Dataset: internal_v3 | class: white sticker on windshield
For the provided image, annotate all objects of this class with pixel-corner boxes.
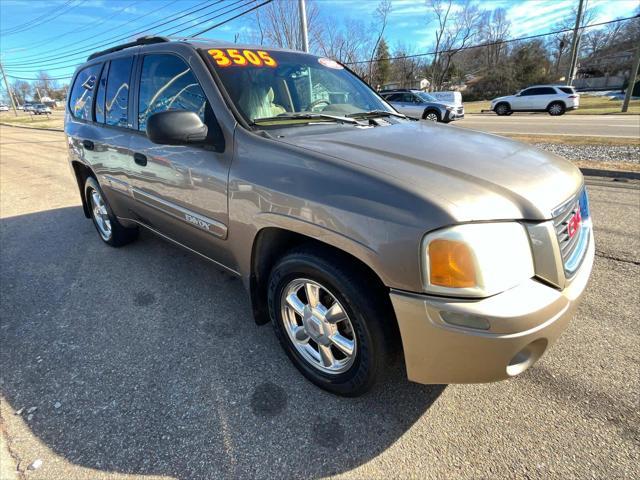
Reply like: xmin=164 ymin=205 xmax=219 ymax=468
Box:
xmin=318 ymin=57 xmax=343 ymax=69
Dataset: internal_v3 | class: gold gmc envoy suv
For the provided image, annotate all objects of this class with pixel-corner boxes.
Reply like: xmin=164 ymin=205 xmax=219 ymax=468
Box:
xmin=65 ymin=37 xmax=594 ymax=396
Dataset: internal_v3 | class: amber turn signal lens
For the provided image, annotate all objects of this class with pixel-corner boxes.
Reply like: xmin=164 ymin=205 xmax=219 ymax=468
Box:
xmin=428 ymin=239 xmax=477 ymax=288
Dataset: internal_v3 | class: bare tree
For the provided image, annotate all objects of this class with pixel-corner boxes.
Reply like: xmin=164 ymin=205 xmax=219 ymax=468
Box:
xmin=479 ymin=8 xmax=510 ymax=68
xmin=426 ymin=0 xmax=483 ymax=90
xmin=315 ymin=19 xmax=369 ymax=76
xmin=11 ymin=79 xmax=31 ymax=104
xmin=426 ymin=0 xmax=453 ymax=90
xmin=367 ymin=0 xmax=392 ymax=83
xmin=252 ymin=0 xmax=323 ymax=52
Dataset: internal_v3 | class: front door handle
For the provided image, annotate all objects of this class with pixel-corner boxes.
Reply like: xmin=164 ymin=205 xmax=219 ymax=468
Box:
xmin=134 ymin=152 xmax=147 ymax=166
xmin=83 ymin=140 xmax=94 ymax=150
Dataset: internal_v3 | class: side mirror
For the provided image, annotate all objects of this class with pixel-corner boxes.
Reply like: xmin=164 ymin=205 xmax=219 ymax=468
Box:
xmin=146 ymin=110 xmax=208 ymax=145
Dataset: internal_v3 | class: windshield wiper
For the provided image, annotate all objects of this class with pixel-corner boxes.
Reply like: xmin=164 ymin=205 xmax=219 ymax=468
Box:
xmin=346 ymin=110 xmax=406 ymax=119
xmin=252 ymin=113 xmax=363 ymax=125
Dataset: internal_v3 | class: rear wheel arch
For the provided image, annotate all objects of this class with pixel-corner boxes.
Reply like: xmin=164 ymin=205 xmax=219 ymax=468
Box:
xmin=71 ymin=161 xmax=96 ymax=218
xmin=547 ymin=100 xmax=566 ymax=115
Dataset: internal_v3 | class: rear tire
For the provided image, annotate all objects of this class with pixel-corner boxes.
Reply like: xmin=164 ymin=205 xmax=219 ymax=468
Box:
xmin=547 ymin=101 xmax=566 ymax=116
xmin=495 ymin=102 xmax=511 ymax=116
xmin=84 ymin=177 xmax=138 ymax=247
xmin=268 ymin=247 xmax=395 ymax=396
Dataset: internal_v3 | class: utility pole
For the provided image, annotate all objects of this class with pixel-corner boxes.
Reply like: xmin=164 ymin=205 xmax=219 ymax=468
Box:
xmin=36 ymin=87 xmax=42 ymax=102
xmin=622 ymin=43 xmax=640 ymax=112
xmin=0 ymin=60 xmax=18 ymax=116
xmin=566 ymin=0 xmax=585 ymax=86
xmin=298 ymin=0 xmax=309 ymax=53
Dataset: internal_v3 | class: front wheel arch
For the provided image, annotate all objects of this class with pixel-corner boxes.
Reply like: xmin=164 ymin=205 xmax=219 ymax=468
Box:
xmin=249 ymin=227 xmax=396 ymax=331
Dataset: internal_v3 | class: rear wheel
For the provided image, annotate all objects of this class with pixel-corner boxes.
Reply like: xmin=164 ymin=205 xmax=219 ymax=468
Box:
xmin=84 ymin=177 xmax=138 ymax=247
xmin=495 ymin=102 xmax=511 ymax=116
xmin=268 ymin=248 xmax=395 ymax=396
xmin=547 ymin=101 xmax=565 ymax=116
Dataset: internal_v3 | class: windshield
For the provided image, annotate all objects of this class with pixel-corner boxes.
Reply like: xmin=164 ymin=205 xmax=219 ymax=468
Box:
xmin=416 ymin=92 xmax=437 ymax=103
xmin=205 ymin=48 xmax=393 ymax=125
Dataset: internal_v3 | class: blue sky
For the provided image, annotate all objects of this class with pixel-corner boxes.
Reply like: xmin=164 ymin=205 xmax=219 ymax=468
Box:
xmin=0 ymin=0 xmax=637 ymax=85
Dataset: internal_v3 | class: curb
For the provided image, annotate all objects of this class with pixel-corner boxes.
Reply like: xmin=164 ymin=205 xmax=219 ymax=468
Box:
xmin=579 ymin=168 xmax=640 ymax=180
xmin=0 ymin=122 xmax=63 ymax=133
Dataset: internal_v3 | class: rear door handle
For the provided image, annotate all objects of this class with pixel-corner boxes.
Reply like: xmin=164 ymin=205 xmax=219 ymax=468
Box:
xmin=83 ymin=140 xmax=94 ymax=150
xmin=133 ymin=152 xmax=147 ymax=166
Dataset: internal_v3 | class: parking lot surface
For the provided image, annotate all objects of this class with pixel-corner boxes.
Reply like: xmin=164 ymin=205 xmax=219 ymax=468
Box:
xmin=0 ymin=125 xmax=638 ymax=479
xmin=457 ymin=113 xmax=640 ymax=138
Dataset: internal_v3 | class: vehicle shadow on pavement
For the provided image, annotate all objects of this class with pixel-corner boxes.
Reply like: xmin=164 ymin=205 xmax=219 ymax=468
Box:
xmin=0 ymin=206 xmax=444 ymax=480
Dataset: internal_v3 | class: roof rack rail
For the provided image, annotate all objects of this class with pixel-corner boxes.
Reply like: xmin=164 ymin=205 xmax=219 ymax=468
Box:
xmin=87 ymin=36 xmax=169 ymax=61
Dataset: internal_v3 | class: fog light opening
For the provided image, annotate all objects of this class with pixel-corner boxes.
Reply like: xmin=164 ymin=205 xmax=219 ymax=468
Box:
xmin=506 ymin=339 xmax=548 ymax=377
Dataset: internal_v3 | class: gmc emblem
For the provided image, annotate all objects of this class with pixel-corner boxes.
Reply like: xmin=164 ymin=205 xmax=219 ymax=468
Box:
xmin=567 ymin=209 xmax=582 ymax=239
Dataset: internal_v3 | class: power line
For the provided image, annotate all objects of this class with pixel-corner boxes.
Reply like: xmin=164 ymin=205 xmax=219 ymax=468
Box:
xmin=0 ymin=0 xmax=74 ymax=35
xmin=1 ymin=0 xmax=88 ymax=37
xmin=4 ymin=0 xmax=257 ymax=73
xmin=191 ymin=0 xmax=274 ymax=37
xmin=344 ymin=14 xmax=640 ymax=65
xmin=165 ymin=0 xmax=256 ymax=36
xmin=2 ymin=0 xmax=275 ymax=81
xmin=6 ymin=74 xmax=73 ymax=81
xmin=3 ymin=0 xmax=216 ymax=66
xmin=11 ymin=0 xmax=149 ymax=52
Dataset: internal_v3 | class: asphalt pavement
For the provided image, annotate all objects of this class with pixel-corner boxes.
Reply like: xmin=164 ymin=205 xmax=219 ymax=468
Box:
xmin=0 ymin=125 xmax=638 ymax=480
xmin=457 ymin=113 xmax=640 ymax=138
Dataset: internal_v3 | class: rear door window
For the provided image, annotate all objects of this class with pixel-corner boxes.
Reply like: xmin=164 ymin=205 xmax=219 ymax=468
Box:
xmin=69 ymin=63 xmax=101 ymax=121
xmin=105 ymin=57 xmax=133 ymax=128
xmin=137 ymin=54 xmax=207 ymax=131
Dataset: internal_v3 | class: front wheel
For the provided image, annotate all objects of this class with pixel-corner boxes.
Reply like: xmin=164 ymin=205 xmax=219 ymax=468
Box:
xmin=268 ymin=248 xmax=395 ymax=396
xmin=495 ymin=103 xmax=511 ymax=116
xmin=423 ymin=109 xmax=440 ymax=122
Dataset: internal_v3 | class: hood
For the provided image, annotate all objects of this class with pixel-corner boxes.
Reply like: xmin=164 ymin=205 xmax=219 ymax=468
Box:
xmin=275 ymin=121 xmax=583 ymax=222
xmin=491 ymin=96 xmax=509 ymax=103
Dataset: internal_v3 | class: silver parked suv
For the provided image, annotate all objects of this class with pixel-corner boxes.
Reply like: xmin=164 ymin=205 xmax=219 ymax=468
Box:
xmin=380 ymin=88 xmax=464 ymax=122
xmin=66 ymin=37 xmax=594 ymax=396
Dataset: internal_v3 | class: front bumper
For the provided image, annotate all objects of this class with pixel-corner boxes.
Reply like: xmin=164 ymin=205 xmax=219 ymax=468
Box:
xmin=390 ymin=230 xmax=594 ymax=384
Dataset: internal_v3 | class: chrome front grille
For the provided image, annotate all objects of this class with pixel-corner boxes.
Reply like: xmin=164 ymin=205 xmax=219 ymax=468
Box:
xmin=553 ymin=187 xmax=591 ymax=275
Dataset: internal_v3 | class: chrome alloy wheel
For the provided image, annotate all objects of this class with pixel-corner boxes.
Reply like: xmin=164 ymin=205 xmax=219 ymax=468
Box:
xmin=549 ymin=103 xmax=563 ymax=115
xmin=281 ymin=279 xmax=357 ymax=374
xmin=89 ymin=188 xmax=112 ymax=241
xmin=426 ymin=112 xmax=439 ymax=122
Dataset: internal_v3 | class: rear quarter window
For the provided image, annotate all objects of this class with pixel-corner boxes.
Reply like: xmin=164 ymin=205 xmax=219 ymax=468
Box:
xmin=559 ymin=87 xmax=575 ymax=94
xmin=69 ymin=63 xmax=102 ymax=121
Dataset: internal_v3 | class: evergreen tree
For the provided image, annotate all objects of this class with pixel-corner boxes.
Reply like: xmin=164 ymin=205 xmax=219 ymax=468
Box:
xmin=373 ymin=37 xmax=391 ymax=88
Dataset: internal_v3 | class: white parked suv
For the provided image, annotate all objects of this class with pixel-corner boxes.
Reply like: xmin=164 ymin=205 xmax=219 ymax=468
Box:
xmin=491 ymin=85 xmax=579 ymax=116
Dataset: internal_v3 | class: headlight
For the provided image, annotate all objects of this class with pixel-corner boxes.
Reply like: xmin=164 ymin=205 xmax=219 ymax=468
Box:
xmin=422 ymin=222 xmax=534 ymax=297
xmin=445 ymin=106 xmax=454 ymax=111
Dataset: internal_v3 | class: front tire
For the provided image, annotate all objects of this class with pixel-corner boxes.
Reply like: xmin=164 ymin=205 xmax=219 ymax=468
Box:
xmin=268 ymin=248 xmax=394 ymax=396
xmin=495 ymin=102 xmax=511 ymax=116
xmin=423 ymin=109 xmax=441 ymax=122
xmin=84 ymin=177 xmax=138 ymax=247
